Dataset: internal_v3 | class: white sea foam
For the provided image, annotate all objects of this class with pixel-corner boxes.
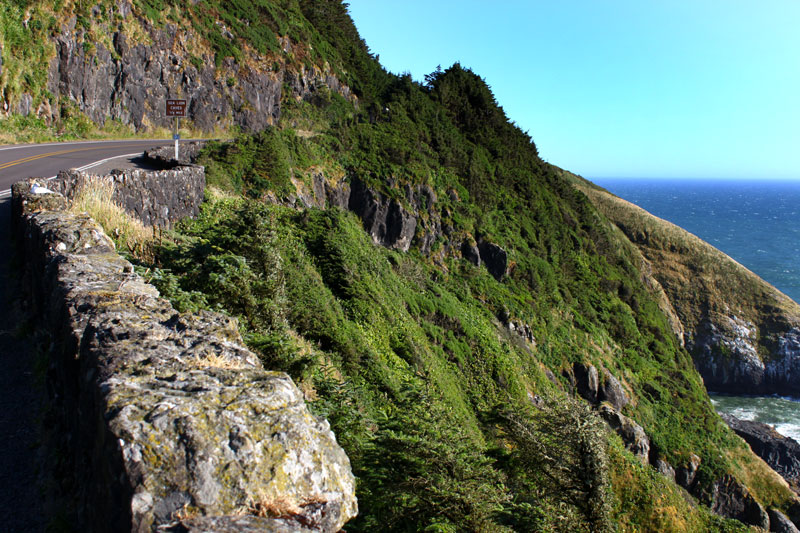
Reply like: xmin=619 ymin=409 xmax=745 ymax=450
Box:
xmin=774 ymin=424 xmax=800 ymax=442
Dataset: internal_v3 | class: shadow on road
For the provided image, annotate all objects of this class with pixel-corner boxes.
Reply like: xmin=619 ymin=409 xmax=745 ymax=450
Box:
xmin=0 ymin=196 xmax=46 ymax=532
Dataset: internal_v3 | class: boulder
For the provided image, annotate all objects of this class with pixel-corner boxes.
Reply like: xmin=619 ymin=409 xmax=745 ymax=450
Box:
xmin=710 ymin=474 xmax=769 ymax=529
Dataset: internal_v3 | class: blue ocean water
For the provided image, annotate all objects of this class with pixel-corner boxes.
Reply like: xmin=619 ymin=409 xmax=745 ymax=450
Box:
xmin=594 ymin=178 xmax=800 ymax=439
xmin=594 ymin=179 xmax=800 ymax=304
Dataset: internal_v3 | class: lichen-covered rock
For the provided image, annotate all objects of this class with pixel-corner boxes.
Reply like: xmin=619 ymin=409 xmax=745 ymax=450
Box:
xmin=169 ymin=514 xmax=316 ymax=533
xmin=14 ymin=181 xmax=358 ymax=532
xmin=12 ymin=181 xmax=68 ymax=220
xmin=101 ymin=367 xmax=356 ymax=531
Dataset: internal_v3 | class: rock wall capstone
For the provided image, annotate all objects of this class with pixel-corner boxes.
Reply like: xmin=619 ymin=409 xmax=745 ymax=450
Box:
xmin=12 ymin=182 xmax=357 ymax=532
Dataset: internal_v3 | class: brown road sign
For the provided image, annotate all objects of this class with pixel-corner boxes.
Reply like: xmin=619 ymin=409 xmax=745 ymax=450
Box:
xmin=166 ymin=99 xmax=187 ymax=117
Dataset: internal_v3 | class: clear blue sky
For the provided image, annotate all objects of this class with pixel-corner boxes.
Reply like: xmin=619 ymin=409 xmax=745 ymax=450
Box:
xmin=345 ymin=1 xmax=800 ymax=180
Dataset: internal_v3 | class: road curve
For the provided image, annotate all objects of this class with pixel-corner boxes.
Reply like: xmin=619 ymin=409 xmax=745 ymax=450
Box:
xmin=0 ymin=139 xmax=172 ymax=194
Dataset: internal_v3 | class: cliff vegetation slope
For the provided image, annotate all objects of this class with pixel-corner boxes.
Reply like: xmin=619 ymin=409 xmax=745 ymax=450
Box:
xmin=566 ymin=170 xmax=800 ymax=397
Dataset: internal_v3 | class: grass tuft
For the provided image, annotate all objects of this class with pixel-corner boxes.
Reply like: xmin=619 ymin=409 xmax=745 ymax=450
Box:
xmin=69 ymin=175 xmax=156 ymax=262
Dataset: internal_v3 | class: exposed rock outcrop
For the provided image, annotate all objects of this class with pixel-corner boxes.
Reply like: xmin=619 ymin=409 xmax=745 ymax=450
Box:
xmin=598 ymin=369 xmax=629 ymax=412
xmin=477 ymin=240 xmax=507 ymax=280
xmin=598 ymin=405 xmax=650 ymax=463
xmin=766 ymin=328 xmax=800 ymax=393
xmin=573 ymin=363 xmax=600 ymax=404
xmin=722 ymin=414 xmax=800 ymax=491
xmin=710 ymin=475 xmax=769 ymax=529
xmin=690 ymin=315 xmax=766 ymax=393
xmin=348 ymin=177 xmax=417 ymax=252
xmin=572 ymin=171 xmax=800 ymax=396
xmin=675 ymin=453 xmax=702 ymax=491
xmin=13 ymin=181 xmax=357 ymax=532
xmin=769 ymin=509 xmax=800 ymax=533
xmin=461 ymin=240 xmax=481 ymax=266
xmin=654 ymin=458 xmax=676 ymax=482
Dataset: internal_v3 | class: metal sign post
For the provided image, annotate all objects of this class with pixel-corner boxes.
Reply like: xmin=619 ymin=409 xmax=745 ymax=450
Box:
xmin=165 ymin=99 xmax=187 ymax=160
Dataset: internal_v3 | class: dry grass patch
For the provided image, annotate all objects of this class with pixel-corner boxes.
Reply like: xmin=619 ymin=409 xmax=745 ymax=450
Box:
xmin=190 ymin=350 xmax=250 ymax=370
xmin=69 ymin=175 xmax=157 ymax=262
xmin=249 ymin=495 xmax=302 ymax=518
xmin=247 ymin=492 xmax=328 ymax=520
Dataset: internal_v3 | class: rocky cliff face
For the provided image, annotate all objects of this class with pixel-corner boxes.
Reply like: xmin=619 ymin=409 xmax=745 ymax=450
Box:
xmin=282 ymin=170 xmax=511 ymax=277
xmin=40 ymin=5 xmax=353 ymax=132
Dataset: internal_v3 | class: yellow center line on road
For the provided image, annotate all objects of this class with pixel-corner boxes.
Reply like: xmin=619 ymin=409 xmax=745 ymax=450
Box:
xmin=0 ymin=146 xmax=106 ymax=170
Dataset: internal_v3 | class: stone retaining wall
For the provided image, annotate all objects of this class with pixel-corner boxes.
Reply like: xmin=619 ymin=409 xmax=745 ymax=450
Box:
xmin=12 ymin=183 xmax=357 ymax=532
xmin=43 ymin=162 xmax=205 ymax=228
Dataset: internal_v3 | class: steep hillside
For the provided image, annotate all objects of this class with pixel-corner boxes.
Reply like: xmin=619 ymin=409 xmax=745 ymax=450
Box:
xmin=566 ymin=169 xmax=800 ymax=396
xmin=6 ymin=1 xmax=800 ymax=531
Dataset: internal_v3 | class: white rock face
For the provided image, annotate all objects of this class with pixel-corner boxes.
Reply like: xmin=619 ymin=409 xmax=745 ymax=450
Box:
xmin=766 ymin=328 xmax=800 ymax=386
xmin=691 ymin=315 xmax=765 ymax=391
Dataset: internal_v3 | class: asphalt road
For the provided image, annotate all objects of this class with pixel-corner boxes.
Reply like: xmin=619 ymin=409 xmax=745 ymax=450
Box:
xmin=0 ymin=139 xmax=172 ymax=196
